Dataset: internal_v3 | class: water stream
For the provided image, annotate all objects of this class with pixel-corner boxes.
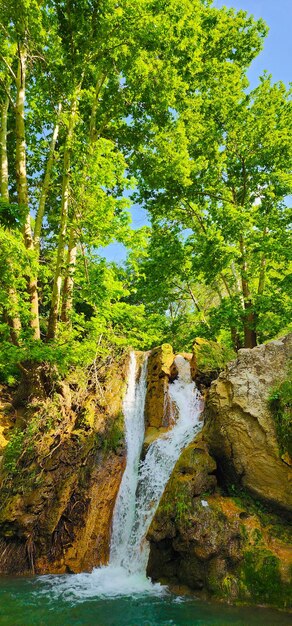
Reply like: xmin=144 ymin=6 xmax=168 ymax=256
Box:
xmin=0 ymin=352 xmax=289 ymax=624
xmin=121 ymin=353 xmax=202 ymax=574
xmin=38 ymin=351 xmax=203 ymax=599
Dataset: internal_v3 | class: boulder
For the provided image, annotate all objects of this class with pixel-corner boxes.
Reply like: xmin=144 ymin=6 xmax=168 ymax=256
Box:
xmin=148 ymin=487 xmax=292 ymax=608
xmin=144 ymin=344 xmax=175 ymax=429
xmin=204 ymin=334 xmax=292 ymax=512
xmin=148 ymin=435 xmax=217 ymax=545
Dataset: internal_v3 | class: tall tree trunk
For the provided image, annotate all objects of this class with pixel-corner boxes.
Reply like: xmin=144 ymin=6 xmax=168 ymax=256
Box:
xmin=239 ymin=236 xmax=257 ymax=348
xmin=46 ymin=97 xmax=78 ymax=340
xmin=60 ymin=74 xmax=105 ymax=322
xmin=34 ymin=103 xmax=61 ymax=253
xmin=0 ymin=95 xmax=9 ymax=198
xmin=60 ymin=227 xmax=77 ymax=322
xmin=257 ymin=228 xmax=268 ymax=296
xmin=243 ymin=301 xmax=257 ymax=349
xmin=15 ymin=44 xmax=40 ymax=339
xmin=231 ymin=261 xmax=245 ymax=307
xmin=213 ymin=279 xmax=241 ymax=350
xmin=1 ymin=95 xmax=22 ymax=345
xmin=257 ymin=255 xmax=266 ymax=295
xmin=89 ymin=72 xmax=107 ymax=142
xmin=185 ymin=200 xmax=242 ymax=345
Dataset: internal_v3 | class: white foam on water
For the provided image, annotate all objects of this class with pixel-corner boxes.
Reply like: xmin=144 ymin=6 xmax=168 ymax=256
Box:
xmin=39 ymin=565 xmax=166 ymax=600
xmin=39 ymin=352 xmax=203 ymax=600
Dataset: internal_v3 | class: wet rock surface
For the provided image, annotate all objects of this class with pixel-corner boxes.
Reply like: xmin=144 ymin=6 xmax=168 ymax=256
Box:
xmin=147 ymin=436 xmax=292 ymax=608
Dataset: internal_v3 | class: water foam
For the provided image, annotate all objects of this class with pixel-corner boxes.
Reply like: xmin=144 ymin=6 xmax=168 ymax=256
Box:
xmin=123 ymin=354 xmax=202 ymax=573
xmin=110 ymin=353 xmax=147 ymax=566
xmin=39 ymin=352 xmax=203 ymax=600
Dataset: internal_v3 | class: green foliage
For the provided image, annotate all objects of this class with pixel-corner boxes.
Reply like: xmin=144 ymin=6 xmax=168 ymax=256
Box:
xmin=2 ymin=429 xmax=25 ymax=475
xmin=102 ymin=413 xmax=124 ymax=454
xmin=0 ymin=0 xmax=289 ymax=368
xmin=174 ymin=491 xmax=192 ymax=524
xmin=129 ymin=72 xmax=292 ymax=349
xmin=194 ymin=338 xmax=236 ymax=373
xmin=160 ymin=479 xmax=192 ymax=525
xmin=0 ymin=200 xmax=26 ymax=229
xmin=269 ymin=374 xmax=292 ymax=456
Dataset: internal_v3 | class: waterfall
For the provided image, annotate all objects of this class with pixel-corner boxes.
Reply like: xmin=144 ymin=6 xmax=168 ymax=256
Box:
xmin=110 ymin=351 xmax=202 ymax=575
xmin=43 ymin=351 xmax=203 ymax=599
xmin=120 ymin=354 xmax=202 ymax=574
xmin=110 ymin=353 xmax=148 ymax=565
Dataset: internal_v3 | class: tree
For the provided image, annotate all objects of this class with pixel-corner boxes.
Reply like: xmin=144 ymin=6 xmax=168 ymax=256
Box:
xmin=131 ymin=74 xmax=292 ymax=348
xmin=0 ymin=0 xmax=275 ymax=368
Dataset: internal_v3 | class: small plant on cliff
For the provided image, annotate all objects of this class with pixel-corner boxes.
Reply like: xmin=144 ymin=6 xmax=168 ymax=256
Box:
xmin=175 ymin=492 xmax=192 ymax=523
xmin=102 ymin=413 xmax=124 ymax=454
xmin=3 ymin=429 xmax=25 ymax=475
xmin=269 ymin=374 xmax=292 ymax=456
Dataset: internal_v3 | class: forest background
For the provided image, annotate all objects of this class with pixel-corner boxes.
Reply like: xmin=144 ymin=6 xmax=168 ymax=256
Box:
xmin=0 ymin=0 xmax=291 ymax=383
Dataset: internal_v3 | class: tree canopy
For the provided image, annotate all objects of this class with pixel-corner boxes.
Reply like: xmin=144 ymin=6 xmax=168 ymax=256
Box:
xmin=0 ymin=0 xmax=290 ymax=380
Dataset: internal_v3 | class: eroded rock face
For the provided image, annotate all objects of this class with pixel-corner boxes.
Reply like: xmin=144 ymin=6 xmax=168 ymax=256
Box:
xmin=144 ymin=344 xmax=174 ymax=430
xmin=147 ymin=336 xmax=292 ymax=607
xmin=35 ymin=453 xmax=125 ymax=574
xmin=0 ymin=355 xmax=128 ymax=575
xmin=204 ymin=334 xmax=292 ymax=512
xmin=147 ymin=432 xmax=292 ymax=608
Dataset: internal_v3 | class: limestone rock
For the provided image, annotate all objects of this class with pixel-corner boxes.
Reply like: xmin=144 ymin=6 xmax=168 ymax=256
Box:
xmin=204 ymin=334 xmax=292 ymax=512
xmin=147 ymin=490 xmax=292 ymax=608
xmin=148 ymin=435 xmax=217 ymax=545
xmin=143 ymin=426 xmax=171 ymax=455
xmin=36 ymin=453 xmax=125 ymax=574
xmin=144 ymin=344 xmax=175 ymax=429
xmin=0 ymin=354 xmax=129 ymax=575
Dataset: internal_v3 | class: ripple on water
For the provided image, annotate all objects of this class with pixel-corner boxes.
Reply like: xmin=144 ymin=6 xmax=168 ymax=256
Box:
xmin=0 ymin=576 xmax=291 ymax=626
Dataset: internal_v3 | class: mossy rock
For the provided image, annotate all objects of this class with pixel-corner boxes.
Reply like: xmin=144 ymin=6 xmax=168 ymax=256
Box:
xmin=268 ymin=375 xmax=292 ymax=457
xmin=239 ymin=548 xmax=292 ymax=608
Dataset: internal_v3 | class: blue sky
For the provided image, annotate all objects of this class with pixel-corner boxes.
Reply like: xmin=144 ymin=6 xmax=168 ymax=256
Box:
xmin=214 ymin=0 xmax=292 ymax=87
xmin=101 ymin=0 xmax=291 ymax=263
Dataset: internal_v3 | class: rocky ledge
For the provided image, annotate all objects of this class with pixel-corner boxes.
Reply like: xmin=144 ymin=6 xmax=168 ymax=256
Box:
xmin=147 ymin=334 xmax=292 ymax=608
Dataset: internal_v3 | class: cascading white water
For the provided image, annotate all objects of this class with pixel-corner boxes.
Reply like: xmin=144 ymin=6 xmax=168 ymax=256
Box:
xmin=121 ymin=354 xmax=203 ymax=574
xmin=110 ymin=352 xmax=147 ymax=566
xmin=42 ymin=351 xmax=203 ymax=599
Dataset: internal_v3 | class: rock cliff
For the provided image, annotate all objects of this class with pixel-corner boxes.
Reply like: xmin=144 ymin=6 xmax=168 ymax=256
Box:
xmin=204 ymin=334 xmax=292 ymax=512
xmin=0 ymin=355 xmax=128 ymax=574
xmin=147 ymin=334 xmax=292 ymax=608
xmin=0 ymin=335 xmax=291 ymax=610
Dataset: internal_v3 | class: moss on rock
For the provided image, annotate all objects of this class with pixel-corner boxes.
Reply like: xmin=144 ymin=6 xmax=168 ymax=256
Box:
xmin=0 ymin=352 xmax=129 ymax=575
xmin=239 ymin=549 xmax=292 ymax=607
xmin=147 ymin=426 xmax=292 ymax=609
